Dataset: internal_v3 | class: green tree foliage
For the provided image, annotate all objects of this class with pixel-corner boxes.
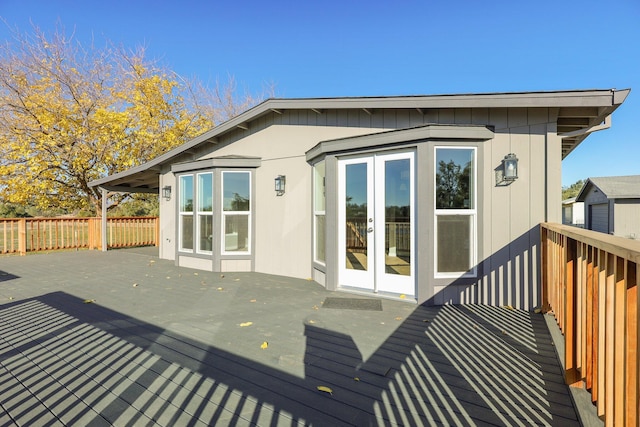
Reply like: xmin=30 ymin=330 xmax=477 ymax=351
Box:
xmin=562 ymin=179 xmax=585 ymax=200
xmin=0 ymin=24 xmax=264 ymax=216
xmin=108 ymin=194 xmax=159 ymax=217
xmin=436 ymin=160 xmax=471 ymax=208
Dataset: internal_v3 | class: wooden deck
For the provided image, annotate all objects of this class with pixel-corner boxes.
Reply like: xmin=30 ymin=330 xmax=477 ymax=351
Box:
xmin=0 ymin=249 xmax=579 ymax=426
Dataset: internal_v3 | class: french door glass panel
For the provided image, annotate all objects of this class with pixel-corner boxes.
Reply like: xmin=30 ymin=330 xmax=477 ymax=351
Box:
xmin=345 ymin=162 xmax=369 ymax=272
xmin=383 ymin=158 xmax=411 ymax=277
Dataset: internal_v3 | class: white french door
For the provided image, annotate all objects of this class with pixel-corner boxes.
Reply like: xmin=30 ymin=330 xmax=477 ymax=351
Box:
xmin=338 ymin=151 xmax=415 ymax=296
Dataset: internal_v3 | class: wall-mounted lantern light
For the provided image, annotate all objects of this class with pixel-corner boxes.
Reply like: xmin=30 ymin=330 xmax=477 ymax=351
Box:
xmin=275 ymin=175 xmax=286 ymax=196
xmin=502 ymin=153 xmax=518 ymax=181
xmin=162 ymin=185 xmax=172 ymax=201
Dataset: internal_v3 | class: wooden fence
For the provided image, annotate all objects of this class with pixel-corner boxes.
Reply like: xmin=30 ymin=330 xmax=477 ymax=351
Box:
xmin=0 ymin=217 xmax=159 ymax=255
xmin=541 ymin=223 xmax=639 ymax=426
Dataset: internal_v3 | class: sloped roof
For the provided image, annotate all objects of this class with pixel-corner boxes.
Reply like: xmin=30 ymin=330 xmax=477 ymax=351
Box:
xmin=89 ymin=88 xmax=630 ymax=193
xmin=576 ymin=175 xmax=640 ymax=201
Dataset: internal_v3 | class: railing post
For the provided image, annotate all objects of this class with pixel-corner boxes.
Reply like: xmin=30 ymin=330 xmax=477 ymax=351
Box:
xmin=565 ymin=237 xmax=580 ymax=386
xmin=18 ymin=218 xmax=26 ymax=256
xmin=88 ymin=218 xmax=95 ymax=250
xmin=101 ymin=188 xmax=108 ymax=251
xmin=155 ymin=217 xmax=160 ymax=247
xmin=541 ymin=225 xmax=550 ymax=312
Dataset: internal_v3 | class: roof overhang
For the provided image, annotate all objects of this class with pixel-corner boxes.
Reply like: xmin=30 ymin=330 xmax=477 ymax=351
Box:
xmin=89 ymin=88 xmax=630 ymax=193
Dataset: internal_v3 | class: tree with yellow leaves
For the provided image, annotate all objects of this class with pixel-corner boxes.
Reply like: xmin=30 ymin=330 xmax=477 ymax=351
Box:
xmin=0 ymin=25 xmax=262 ymax=215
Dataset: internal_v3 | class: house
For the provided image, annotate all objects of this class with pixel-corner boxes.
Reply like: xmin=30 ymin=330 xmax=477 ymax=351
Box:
xmin=562 ymin=197 xmax=584 ymax=227
xmin=576 ymin=174 xmax=640 ymax=239
xmin=90 ymin=89 xmax=629 ymax=310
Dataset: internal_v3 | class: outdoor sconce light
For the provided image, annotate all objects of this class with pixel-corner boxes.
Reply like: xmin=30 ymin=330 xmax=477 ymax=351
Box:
xmin=162 ymin=185 xmax=172 ymax=201
xmin=502 ymin=153 xmax=518 ymax=181
xmin=275 ymin=175 xmax=286 ymax=196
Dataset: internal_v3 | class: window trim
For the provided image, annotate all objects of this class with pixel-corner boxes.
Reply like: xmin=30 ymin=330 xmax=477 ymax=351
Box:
xmin=178 ymin=174 xmax=194 ymax=253
xmin=221 ymin=170 xmax=252 ymax=255
xmin=434 ymin=146 xmax=477 ymax=278
xmin=313 ymin=161 xmax=326 ymax=265
xmin=196 ymin=172 xmax=213 ymax=255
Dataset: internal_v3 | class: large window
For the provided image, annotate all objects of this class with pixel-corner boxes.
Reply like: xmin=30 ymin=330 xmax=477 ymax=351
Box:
xmin=179 ymin=175 xmax=194 ymax=251
xmin=434 ymin=147 xmax=476 ymax=277
xmin=197 ymin=173 xmax=213 ymax=253
xmin=313 ymin=161 xmax=326 ymax=264
xmin=222 ymin=171 xmax=251 ymax=254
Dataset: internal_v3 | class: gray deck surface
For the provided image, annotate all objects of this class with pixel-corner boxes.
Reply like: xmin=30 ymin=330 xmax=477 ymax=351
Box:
xmin=0 ymin=248 xmax=579 ymax=426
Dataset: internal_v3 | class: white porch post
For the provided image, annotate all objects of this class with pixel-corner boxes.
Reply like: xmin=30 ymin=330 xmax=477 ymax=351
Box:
xmin=101 ymin=187 xmax=108 ymax=252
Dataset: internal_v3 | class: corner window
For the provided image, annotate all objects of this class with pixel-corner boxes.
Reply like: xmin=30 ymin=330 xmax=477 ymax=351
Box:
xmin=313 ymin=161 xmax=326 ymax=264
xmin=435 ymin=147 xmax=477 ymax=277
xmin=197 ymin=173 xmax=213 ymax=254
xmin=179 ymin=175 xmax=194 ymax=251
xmin=222 ymin=171 xmax=251 ymax=254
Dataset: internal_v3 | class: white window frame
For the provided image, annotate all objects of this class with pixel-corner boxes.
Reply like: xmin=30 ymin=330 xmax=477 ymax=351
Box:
xmin=313 ymin=161 xmax=326 ymax=265
xmin=196 ymin=172 xmax=213 ymax=255
xmin=221 ymin=171 xmax=252 ymax=255
xmin=178 ymin=174 xmax=194 ymax=253
xmin=434 ymin=146 xmax=477 ymax=278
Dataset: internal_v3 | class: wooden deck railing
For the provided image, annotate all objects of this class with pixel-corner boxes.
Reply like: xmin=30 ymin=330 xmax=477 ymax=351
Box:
xmin=541 ymin=222 xmax=639 ymax=426
xmin=346 ymin=220 xmax=411 ymax=253
xmin=0 ymin=217 xmax=159 ymax=255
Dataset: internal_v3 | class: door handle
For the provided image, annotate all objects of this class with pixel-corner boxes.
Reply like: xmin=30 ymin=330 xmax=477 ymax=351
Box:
xmin=367 ymin=227 xmax=373 ymax=233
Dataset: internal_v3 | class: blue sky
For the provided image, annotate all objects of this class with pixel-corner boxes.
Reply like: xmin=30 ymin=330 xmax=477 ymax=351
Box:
xmin=1 ymin=0 xmax=638 ymax=187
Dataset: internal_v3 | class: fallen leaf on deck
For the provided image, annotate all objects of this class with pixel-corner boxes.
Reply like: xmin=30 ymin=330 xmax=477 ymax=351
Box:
xmin=312 ymin=305 xmax=319 ymax=310
xmin=353 ymin=377 xmax=360 ymax=382
xmin=217 ymin=287 xmax=224 ymax=291
xmin=317 ymin=386 xmax=333 ymax=395
xmin=533 ymin=307 xmax=542 ymax=314
xmin=308 ymin=320 xmax=316 ymax=324
xmin=395 ymin=316 xmax=402 ymax=321
xmin=220 ymin=274 xmax=225 ymax=278
xmin=132 ymin=283 xmax=138 ymax=287
xmin=423 ymin=319 xmax=429 ymax=323
xmin=239 ymin=322 xmax=253 ymax=327
xmin=399 ymin=294 xmax=406 ymax=299
xmin=501 ymin=330 xmax=507 ymax=335
xmin=503 ymin=305 xmax=514 ymax=310
xmin=194 ymin=272 xmax=198 ymax=276
xmin=8 ymin=297 xmax=14 ymax=300
xmin=260 ymin=341 xmax=268 ymax=350
xmin=234 ymin=279 xmax=240 ymax=281
xmin=83 ymin=299 xmax=95 ymax=304
xmin=250 ymin=299 xmax=257 ymax=303
xmin=166 ymin=276 xmax=171 ymax=279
